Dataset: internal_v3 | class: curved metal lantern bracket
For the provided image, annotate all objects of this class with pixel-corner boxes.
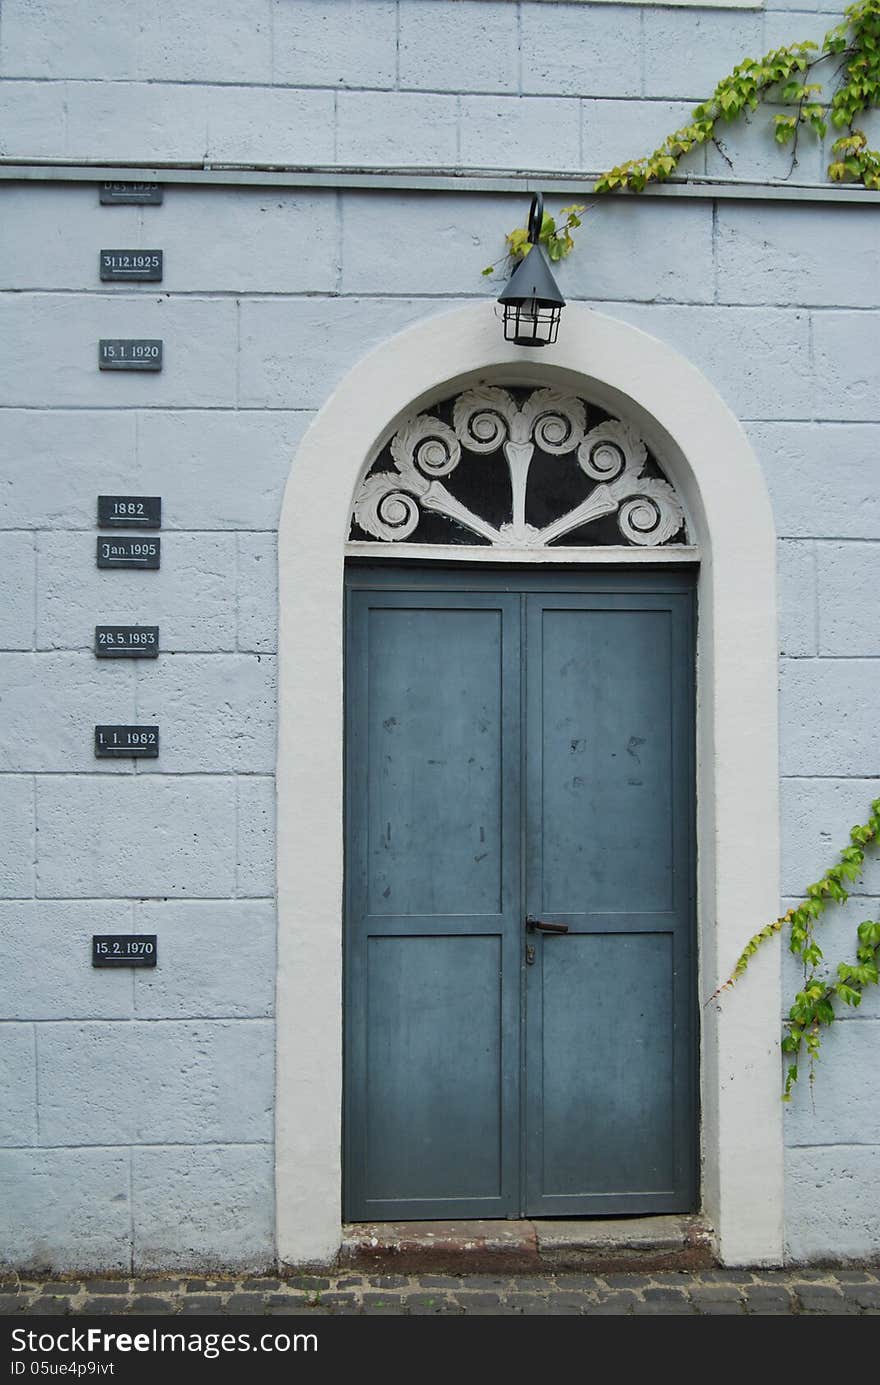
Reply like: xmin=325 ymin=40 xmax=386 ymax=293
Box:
xmin=351 ymin=385 xmax=685 ymax=549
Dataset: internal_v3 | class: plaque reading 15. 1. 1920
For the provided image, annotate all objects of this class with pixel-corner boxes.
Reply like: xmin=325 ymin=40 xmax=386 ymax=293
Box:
xmin=99 ymin=340 xmax=163 ymax=371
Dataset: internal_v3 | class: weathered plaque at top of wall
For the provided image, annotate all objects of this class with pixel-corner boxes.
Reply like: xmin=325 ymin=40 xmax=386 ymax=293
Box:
xmin=99 ymin=340 xmax=163 ymax=372
xmin=100 ymin=250 xmax=163 ymax=283
xmin=98 ymin=496 xmax=161 ymax=528
xmin=97 ymin=536 xmax=160 ymax=569
xmin=100 ymin=182 xmax=163 ymax=205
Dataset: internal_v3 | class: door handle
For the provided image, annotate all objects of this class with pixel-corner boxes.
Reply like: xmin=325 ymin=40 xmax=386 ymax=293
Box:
xmin=525 ymin=915 xmax=569 ymax=934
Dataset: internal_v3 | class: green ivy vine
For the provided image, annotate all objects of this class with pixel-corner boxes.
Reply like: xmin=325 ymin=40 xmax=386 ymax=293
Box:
xmin=709 ymin=800 xmax=880 ymax=1098
xmin=489 ymin=0 xmax=880 ymax=274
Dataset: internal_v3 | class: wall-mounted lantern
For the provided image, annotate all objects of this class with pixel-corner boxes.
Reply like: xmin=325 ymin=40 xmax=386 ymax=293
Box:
xmin=497 ymin=192 xmax=565 ymax=348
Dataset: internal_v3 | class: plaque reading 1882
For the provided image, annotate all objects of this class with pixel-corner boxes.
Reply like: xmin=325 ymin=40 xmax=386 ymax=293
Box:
xmin=92 ymin=935 xmax=157 ymax=968
xmin=97 ymin=536 xmax=160 ymax=569
xmin=95 ymin=725 xmax=159 ymax=758
xmin=98 ymin=495 xmax=161 ymax=528
xmin=99 ymin=340 xmax=163 ymax=371
xmin=95 ymin=626 xmax=159 ymax=658
xmin=100 ymin=250 xmax=163 ymax=282
xmin=100 ymin=182 xmax=163 ymax=205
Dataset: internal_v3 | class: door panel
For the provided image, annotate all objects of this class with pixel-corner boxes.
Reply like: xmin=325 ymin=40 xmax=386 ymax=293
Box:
xmin=344 ymin=568 xmax=696 ymax=1221
xmin=345 ymin=589 xmax=522 ymax=1220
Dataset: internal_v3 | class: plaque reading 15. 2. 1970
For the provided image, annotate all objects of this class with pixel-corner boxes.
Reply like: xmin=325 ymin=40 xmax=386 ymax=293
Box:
xmin=92 ymin=936 xmax=157 ymax=968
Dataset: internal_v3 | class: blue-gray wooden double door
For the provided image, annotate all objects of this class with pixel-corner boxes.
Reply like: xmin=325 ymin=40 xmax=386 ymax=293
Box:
xmin=344 ymin=566 xmax=696 ymax=1220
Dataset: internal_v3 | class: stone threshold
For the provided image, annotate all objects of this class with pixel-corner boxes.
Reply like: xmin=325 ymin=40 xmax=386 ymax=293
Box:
xmin=340 ymin=1215 xmax=715 ymax=1274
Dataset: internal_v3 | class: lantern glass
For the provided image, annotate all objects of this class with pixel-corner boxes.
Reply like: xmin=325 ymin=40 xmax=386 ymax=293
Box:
xmin=502 ymin=297 xmax=562 ymax=348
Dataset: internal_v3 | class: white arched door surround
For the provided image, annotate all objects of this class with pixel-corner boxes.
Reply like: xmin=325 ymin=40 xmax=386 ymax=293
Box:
xmin=276 ymin=303 xmax=782 ymax=1268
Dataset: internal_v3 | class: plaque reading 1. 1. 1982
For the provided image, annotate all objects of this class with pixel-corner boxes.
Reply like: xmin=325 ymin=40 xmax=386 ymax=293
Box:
xmin=100 ymin=250 xmax=163 ymax=283
xmin=100 ymin=182 xmax=163 ymax=205
xmin=99 ymin=340 xmax=163 ymax=371
xmin=97 ymin=536 xmax=160 ymax=569
xmin=94 ymin=725 xmax=159 ymax=758
xmin=92 ymin=936 xmax=157 ymax=968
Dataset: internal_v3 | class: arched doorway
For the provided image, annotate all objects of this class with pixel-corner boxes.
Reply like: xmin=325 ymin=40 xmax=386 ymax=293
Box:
xmin=276 ymin=304 xmax=782 ymax=1266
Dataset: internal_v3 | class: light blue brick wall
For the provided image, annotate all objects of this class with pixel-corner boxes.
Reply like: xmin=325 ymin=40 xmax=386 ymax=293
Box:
xmin=0 ymin=0 xmax=878 ymax=1270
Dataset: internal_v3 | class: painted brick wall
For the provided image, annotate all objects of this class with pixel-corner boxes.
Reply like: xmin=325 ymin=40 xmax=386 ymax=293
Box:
xmin=1 ymin=0 xmax=879 ymax=1270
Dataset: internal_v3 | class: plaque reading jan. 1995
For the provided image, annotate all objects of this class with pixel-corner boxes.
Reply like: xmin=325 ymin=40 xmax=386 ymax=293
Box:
xmin=94 ymin=725 xmax=159 ymax=758
xmin=100 ymin=250 xmax=163 ymax=282
xmin=100 ymin=182 xmax=163 ymax=205
xmin=98 ymin=495 xmax=162 ymax=528
xmin=95 ymin=626 xmax=159 ymax=658
xmin=96 ymin=536 xmax=160 ymax=569
xmin=99 ymin=340 xmax=163 ymax=371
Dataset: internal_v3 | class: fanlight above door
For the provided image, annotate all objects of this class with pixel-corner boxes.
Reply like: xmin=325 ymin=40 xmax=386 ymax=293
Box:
xmin=349 ymin=386 xmax=686 ymax=550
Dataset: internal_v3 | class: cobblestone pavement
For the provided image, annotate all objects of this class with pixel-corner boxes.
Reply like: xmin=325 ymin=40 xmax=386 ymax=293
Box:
xmin=2 ymin=1269 xmax=879 ymax=1315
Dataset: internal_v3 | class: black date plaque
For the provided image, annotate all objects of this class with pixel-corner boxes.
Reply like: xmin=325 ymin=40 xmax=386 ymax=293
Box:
xmin=100 ymin=182 xmax=163 ymax=205
xmin=100 ymin=250 xmax=163 ymax=282
xmin=95 ymin=625 xmax=159 ymax=658
xmin=97 ymin=536 xmax=160 ymax=569
xmin=99 ymin=340 xmax=162 ymax=371
xmin=95 ymin=725 xmax=159 ymax=758
xmin=98 ymin=495 xmax=161 ymax=528
xmin=92 ymin=935 xmax=157 ymax=968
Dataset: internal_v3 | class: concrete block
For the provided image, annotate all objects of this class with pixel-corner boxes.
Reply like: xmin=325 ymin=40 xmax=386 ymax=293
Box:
xmin=603 ymin=303 xmax=813 ymax=420
xmin=341 ymin=190 xmax=519 ymax=295
xmin=0 ymin=533 xmax=35 ymax=649
xmin=0 ymin=0 xmax=137 ymax=78
xmin=779 ymin=659 xmax=880 ymax=776
xmin=137 ymin=0 xmax=272 ymax=83
xmin=559 ymin=198 xmax=714 ymax=304
xmin=780 ymin=778 xmax=880 ymax=898
xmin=66 ymin=82 xmax=210 ymax=163
xmin=763 ymin=10 xmax=844 ymax=55
xmin=205 ymin=86 xmax=335 ymax=165
xmin=137 ymin=411 xmax=308 ymax=531
xmin=0 ymin=295 xmax=238 ymax=410
xmin=35 ymin=776 xmax=237 ymax=898
xmin=581 ymin=98 xmax=707 ymax=175
xmin=716 ymin=205 xmax=880 ymax=308
xmin=784 ymin=1019 xmax=880 ymax=1144
xmin=785 ymin=1145 xmax=880 ymax=1263
xmin=0 ymin=653 xmax=137 ymax=773
xmin=745 ymin=423 xmax=880 ymax=540
xmin=37 ymin=1019 xmax=274 ymax=1144
xmin=272 ymin=0 xmax=397 ymax=88
xmin=0 ymin=776 xmax=35 ymax=897
xmin=132 ymin=1144 xmax=274 ymax=1270
xmin=643 ymin=10 xmax=766 ymax=100
xmin=0 ymin=410 xmax=138 ymax=530
xmin=706 ymin=102 xmax=824 ymax=182
xmin=144 ymin=187 xmax=337 ymax=294
xmin=0 ymin=80 xmax=66 ymax=157
xmin=777 ymin=539 xmax=817 ymax=656
xmin=818 ymin=542 xmax=880 ymax=655
xmin=399 ymin=0 xmax=519 ymax=93
xmin=0 ymin=1023 xmax=36 ymax=1145
xmin=37 ymin=531 xmax=238 ymax=653
xmin=337 ymin=91 xmax=459 ymax=166
xmin=134 ymin=654 xmax=277 ymax=774
xmin=780 ymin=896 xmax=880 ymax=1022
xmin=238 ymin=296 xmax=443 ymax=409
xmin=237 ymin=534 xmax=278 ymax=654
xmin=459 ymin=95 xmax=582 ymax=171
xmin=0 ymin=901 xmax=135 ymax=1020
xmin=813 ymin=311 xmax=880 ymax=422
xmin=133 ymin=900 xmax=275 ymax=1018
xmin=520 ymin=2 xmax=640 ymax=98
xmin=237 ymin=777 xmax=275 ymax=898
xmin=0 ymin=1148 xmax=131 ymax=1273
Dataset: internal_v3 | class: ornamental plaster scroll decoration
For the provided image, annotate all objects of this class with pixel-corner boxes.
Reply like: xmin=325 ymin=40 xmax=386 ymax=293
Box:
xmin=351 ymin=386 xmax=685 ymax=549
